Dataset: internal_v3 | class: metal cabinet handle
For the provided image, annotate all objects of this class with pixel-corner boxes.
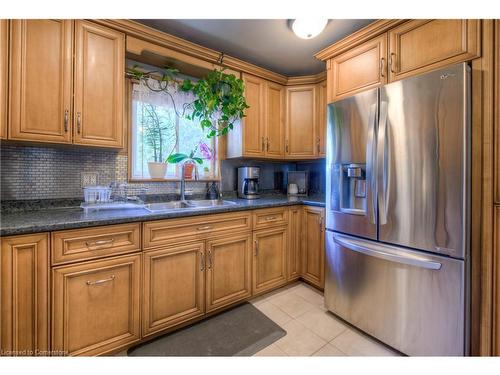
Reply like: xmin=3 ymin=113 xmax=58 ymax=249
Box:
xmin=333 ymin=234 xmax=442 ymax=270
xmin=208 ymin=250 xmax=213 ymax=269
xmin=265 ymin=216 xmax=278 ymax=221
xmin=254 ymin=240 xmax=259 ymax=256
xmin=389 ymin=53 xmax=397 ymax=74
xmin=266 ymin=138 xmax=269 ymax=151
xmin=86 ymin=275 xmax=115 ymax=286
xmin=197 ymin=225 xmax=212 ymax=231
xmin=77 ymin=112 xmax=82 ymax=133
xmin=380 ymin=57 xmax=386 ymax=78
xmin=64 ymin=110 xmax=69 ymax=132
xmin=85 ymin=238 xmax=114 ymax=248
xmin=319 ymin=217 xmax=323 ymax=232
xmin=317 ymin=138 xmax=320 ymax=154
xmin=261 ymin=137 xmax=265 ymax=151
xmin=200 ymin=251 xmax=205 ymax=271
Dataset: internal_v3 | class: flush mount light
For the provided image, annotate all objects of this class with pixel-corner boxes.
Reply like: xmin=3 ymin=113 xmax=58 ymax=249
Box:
xmin=291 ymin=18 xmax=328 ymax=39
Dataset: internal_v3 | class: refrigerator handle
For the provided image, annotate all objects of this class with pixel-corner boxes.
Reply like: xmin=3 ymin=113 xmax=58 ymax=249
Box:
xmin=333 ymin=234 xmax=442 ymax=270
xmin=377 ymin=101 xmax=389 ymax=225
xmin=366 ymin=103 xmax=378 ymax=224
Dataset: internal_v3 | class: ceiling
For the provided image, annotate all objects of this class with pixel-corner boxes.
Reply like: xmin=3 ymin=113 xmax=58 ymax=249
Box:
xmin=136 ymin=19 xmax=375 ymax=76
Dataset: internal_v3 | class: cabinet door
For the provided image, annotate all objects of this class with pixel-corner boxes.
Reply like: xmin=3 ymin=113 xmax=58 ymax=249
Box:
xmin=330 ymin=34 xmax=387 ymax=101
xmin=205 ymin=234 xmax=252 ymax=312
xmin=143 ymin=242 xmax=205 ymax=336
xmin=288 ymin=207 xmax=302 ymax=281
xmin=242 ymin=73 xmax=266 ymax=157
xmin=52 ymin=254 xmax=141 ymax=356
xmin=1 ymin=233 xmax=49 ymax=355
xmin=316 ymin=80 xmax=327 ymax=157
xmin=495 ymin=20 xmax=500 ymax=205
xmin=0 ymin=20 xmax=7 ymax=139
xmin=388 ymin=19 xmax=480 ymax=82
xmin=265 ymin=81 xmax=285 ymax=158
xmin=285 ymin=85 xmax=316 ymax=159
xmin=9 ymin=19 xmax=73 ymax=143
xmin=73 ymin=20 xmax=124 ymax=148
xmin=253 ymin=227 xmax=288 ymax=294
xmin=302 ymin=207 xmax=325 ymax=289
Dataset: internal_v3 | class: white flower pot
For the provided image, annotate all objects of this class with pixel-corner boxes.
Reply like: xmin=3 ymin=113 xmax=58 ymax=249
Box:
xmin=147 ymin=162 xmax=168 ymax=179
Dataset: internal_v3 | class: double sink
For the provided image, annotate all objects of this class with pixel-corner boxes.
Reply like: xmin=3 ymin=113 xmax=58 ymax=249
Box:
xmin=144 ymin=199 xmax=237 ymax=212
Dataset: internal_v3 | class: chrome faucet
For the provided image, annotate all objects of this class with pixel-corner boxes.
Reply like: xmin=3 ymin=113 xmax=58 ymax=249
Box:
xmin=180 ymin=163 xmax=198 ymax=201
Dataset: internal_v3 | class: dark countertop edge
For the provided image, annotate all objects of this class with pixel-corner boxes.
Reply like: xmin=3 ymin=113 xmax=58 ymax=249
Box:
xmin=0 ymin=199 xmax=325 ymax=237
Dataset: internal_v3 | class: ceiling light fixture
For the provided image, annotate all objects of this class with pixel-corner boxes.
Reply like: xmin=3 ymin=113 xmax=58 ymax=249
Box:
xmin=291 ymin=18 xmax=328 ymax=39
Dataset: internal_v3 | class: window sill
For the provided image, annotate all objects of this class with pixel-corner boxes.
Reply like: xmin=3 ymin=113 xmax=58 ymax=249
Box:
xmin=128 ymin=177 xmax=221 ymax=183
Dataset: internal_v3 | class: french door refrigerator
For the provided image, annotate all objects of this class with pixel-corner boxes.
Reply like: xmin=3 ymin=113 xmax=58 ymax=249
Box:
xmin=325 ymin=63 xmax=470 ymax=356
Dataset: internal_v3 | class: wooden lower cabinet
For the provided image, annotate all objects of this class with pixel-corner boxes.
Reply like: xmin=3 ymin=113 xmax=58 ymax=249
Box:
xmin=288 ymin=207 xmax=302 ymax=281
xmin=205 ymin=234 xmax=252 ymax=312
xmin=301 ymin=207 xmax=325 ymax=289
xmin=1 ymin=233 xmax=50 ymax=355
xmin=252 ymin=226 xmax=288 ymax=294
xmin=142 ymin=242 xmax=205 ymax=336
xmin=52 ymin=254 xmax=141 ymax=356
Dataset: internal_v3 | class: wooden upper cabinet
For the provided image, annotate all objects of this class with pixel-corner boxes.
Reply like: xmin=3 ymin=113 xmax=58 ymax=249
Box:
xmin=285 ymin=85 xmax=316 ymax=159
xmin=0 ymin=20 xmax=7 ymax=139
xmin=264 ymin=81 xmax=285 ymax=158
xmin=52 ymin=254 xmax=141 ymax=356
xmin=73 ymin=21 xmax=124 ymax=147
xmin=241 ymin=73 xmax=265 ymax=157
xmin=316 ymin=80 xmax=327 ymax=157
xmin=388 ymin=19 xmax=480 ymax=82
xmin=205 ymin=234 xmax=252 ymax=312
xmin=1 ymin=233 xmax=50 ymax=355
xmin=495 ymin=20 xmax=500 ymax=205
xmin=329 ymin=34 xmax=387 ymax=102
xmin=9 ymin=19 xmax=73 ymax=143
xmin=302 ymin=206 xmax=325 ymax=289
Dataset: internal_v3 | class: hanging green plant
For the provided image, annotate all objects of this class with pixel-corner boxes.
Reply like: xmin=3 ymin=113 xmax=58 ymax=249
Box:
xmin=126 ymin=64 xmax=249 ymax=138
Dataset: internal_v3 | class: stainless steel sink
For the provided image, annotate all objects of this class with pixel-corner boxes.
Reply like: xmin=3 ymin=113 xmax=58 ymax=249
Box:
xmin=185 ymin=199 xmax=237 ymax=208
xmin=144 ymin=200 xmax=236 ymax=212
xmin=144 ymin=201 xmax=192 ymax=212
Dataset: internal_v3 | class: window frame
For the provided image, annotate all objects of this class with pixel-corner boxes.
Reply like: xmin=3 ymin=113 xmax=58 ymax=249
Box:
xmin=126 ymin=79 xmax=222 ymax=182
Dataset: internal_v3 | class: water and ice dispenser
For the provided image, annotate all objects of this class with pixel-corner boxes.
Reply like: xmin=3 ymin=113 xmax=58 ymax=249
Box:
xmin=331 ymin=163 xmax=367 ymax=215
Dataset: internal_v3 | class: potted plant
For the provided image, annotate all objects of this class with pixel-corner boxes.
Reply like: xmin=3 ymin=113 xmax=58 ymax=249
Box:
xmin=167 ymin=142 xmax=213 ymax=180
xmin=142 ymin=104 xmax=177 ymax=179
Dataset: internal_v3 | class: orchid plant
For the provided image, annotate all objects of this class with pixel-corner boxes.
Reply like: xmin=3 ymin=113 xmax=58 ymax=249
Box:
xmin=167 ymin=142 xmax=213 ymax=166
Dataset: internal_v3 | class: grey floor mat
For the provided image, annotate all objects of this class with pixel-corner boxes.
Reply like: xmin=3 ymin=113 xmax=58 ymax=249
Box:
xmin=128 ymin=302 xmax=286 ymax=356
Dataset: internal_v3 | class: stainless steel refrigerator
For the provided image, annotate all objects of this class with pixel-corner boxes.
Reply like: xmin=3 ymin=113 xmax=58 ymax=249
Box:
xmin=325 ymin=63 xmax=470 ymax=356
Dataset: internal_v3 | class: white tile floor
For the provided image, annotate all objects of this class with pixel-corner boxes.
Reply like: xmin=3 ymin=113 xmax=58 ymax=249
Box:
xmin=251 ymin=282 xmax=400 ymax=357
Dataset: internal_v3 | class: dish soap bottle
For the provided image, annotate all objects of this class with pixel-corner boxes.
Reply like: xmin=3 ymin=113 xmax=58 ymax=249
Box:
xmin=206 ymin=182 xmax=220 ymax=200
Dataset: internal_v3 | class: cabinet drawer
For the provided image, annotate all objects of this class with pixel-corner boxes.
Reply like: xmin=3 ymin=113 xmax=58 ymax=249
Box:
xmin=51 ymin=223 xmax=141 ymax=265
xmin=253 ymin=207 xmax=289 ymax=230
xmin=143 ymin=212 xmax=252 ymax=249
xmin=52 ymin=254 xmax=141 ymax=356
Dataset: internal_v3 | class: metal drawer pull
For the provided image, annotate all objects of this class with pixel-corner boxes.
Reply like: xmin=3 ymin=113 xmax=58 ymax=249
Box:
xmin=333 ymin=234 xmax=442 ymax=270
xmin=197 ymin=225 xmax=212 ymax=231
xmin=85 ymin=238 xmax=115 ymax=248
xmin=86 ymin=275 xmax=115 ymax=286
xmin=389 ymin=53 xmax=397 ymax=74
xmin=265 ymin=216 xmax=278 ymax=221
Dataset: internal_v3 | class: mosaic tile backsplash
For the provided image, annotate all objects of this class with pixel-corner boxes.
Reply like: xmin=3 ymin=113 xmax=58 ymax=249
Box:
xmin=0 ymin=144 xmax=325 ymax=201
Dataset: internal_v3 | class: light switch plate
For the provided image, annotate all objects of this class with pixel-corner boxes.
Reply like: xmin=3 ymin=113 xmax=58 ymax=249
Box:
xmin=81 ymin=172 xmax=98 ymax=187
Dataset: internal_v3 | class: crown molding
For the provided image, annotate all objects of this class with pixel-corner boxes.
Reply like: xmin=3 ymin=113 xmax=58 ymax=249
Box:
xmin=314 ymin=19 xmax=408 ymax=61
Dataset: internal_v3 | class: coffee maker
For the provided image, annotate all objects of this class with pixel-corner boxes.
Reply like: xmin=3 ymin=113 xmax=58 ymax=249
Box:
xmin=237 ymin=167 xmax=260 ymax=199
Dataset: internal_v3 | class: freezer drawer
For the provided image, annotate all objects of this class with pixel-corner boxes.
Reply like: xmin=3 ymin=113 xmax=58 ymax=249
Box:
xmin=325 ymin=231 xmax=465 ymax=356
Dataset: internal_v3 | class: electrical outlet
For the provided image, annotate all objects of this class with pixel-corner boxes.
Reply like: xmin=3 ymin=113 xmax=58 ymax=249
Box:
xmin=81 ymin=172 xmax=98 ymax=187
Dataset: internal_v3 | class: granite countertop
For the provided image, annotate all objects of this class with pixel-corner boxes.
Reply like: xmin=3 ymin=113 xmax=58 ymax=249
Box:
xmin=0 ymin=194 xmax=325 ymax=236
